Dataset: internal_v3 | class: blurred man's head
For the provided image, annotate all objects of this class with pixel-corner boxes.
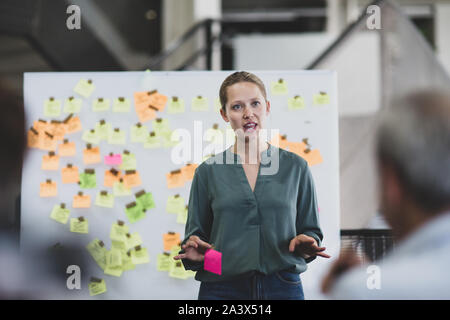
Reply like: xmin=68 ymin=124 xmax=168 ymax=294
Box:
xmin=376 ymin=90 xmax=450 ymax=239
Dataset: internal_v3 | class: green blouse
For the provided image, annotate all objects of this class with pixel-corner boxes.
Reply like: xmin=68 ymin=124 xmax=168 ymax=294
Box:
xmin=180 ymin=144 xmax=323 ymax=282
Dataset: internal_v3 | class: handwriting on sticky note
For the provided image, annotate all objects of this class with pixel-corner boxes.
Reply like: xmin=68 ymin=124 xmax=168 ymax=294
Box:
xmin=83 ymin=145 xmax=101 ymax=164
xmin=288 ymin=95 xmax=305 ymax=110
xmin=166 ymin=170 xmax=185 ymax=189
xmin=313 ymin=92 xmax=330 ymax=105
xmin=89 ymin=278 xmax=107 ymax=296
xmin=40 ymin=180 xmax=57 ymax=197
xmin=92 ymin=98 xmax=110 ymax=112
xmin=50 ymin=204 xmax=70 ymax=224
xmin=191 ymin=96 xmax=209 ymax=111
xmin=73 ymin=192 xmax=91 ymax=208
xmin=104 ymin=169 xmax=122 ymax=187
xmin=271 ymin=79 xmax=288 ymax=95
xmin=74 ymin=79 xmax=95 ymax=98
xmin=42 ymin=152 xmax=60 ymax=171
xmin=70 ymin=217 xmax=89 ymax=233
xmin=86 ymin=239 xmax=107 ymax=270
xmin=162 ymin=232 xmax=180 ymax=251
xmin=204 ymin=249 xmax=222 ymax=275
xmin=113 ymin=97 xmax=131 ymax=112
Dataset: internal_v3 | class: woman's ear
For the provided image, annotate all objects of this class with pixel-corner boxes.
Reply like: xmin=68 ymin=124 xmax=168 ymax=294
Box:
xmin=266 ymin=100 xmax=271 ymax=115
xmin=220 ymin=108 xmax=229 ymax=122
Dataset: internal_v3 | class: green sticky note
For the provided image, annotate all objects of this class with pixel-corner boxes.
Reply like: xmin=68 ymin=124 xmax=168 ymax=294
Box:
xmin=125 ymin=202 xmax=146 ymax=224
xmin=130 ymin=247 xmax=150 ymax=265
xmin=70 ymin=218 xmax=89 ymax=234
xmin=125 ymin=232 xmax=143 ymax=251
xmin=313 ymin=92 xmax=330 ymax=105
xmin=111 ymin=240 xmax=126 ymax=251
xmin=104 ymin=265 xmax=123 ymax=277
xmin=120 ymin=153 xmax=137 ymax=171
xmin=288 ymin=96 xmax=306 ymax=110
xmin=44 ymin=98 xmax=61 ymax=117
xmin=144 ymin=133 xmax=162 ymax=149
xmin=214 ymin=97 xmax=221 ymax=112
xmin=169 ymin=260 xmax=190 ymax=279
xmin=95 ymin=192 xmax=115 ymax=208
xmin=92 ymin=98 xmax=110 ymax=112
xmin=113 ymin=181 xmax=132 ymax=197
xmin=107 ymin=129 xmax=126 ymax=145
xmin=130 ymin=124 xmax=148 ymax=143
xmin=113 ymin=97 xmax=131 ymax=112
xmin=89 ymin=279 xmax=107 ymax=296
xmin=166 ymin=195 xmax=185 ymax=214
xmin=157 ymin=253 xmax=171 ymax=271
xmin=64 ymin=97 xmax=82 ymax=113
xmin=106 ymin=248 xmax=122 ymax=267
xmin=152 ymin=119 xmax=171 ymax=136
xmin=79 ymin=172 xmax=97 ymax=189
xmin=121 ymin=252 xmax=135 ymax=271
xmin=176 ymin=207 xmax=188 ymax=225
xmin=136 ymin=191 xmax=155 ymax=210
xmin=74 ymin=79 xmax=95 ymax=98
xmin=271 ymin=79 xmax=289 ymax=95
xmin=50 ymin=204 xmax=70 ymax=224
xmin=82 ymin=129 xmax=101 ymax=145
xmin=191 ymin=96 xmax=209 ymax=111
xmin=167 ymin=98 xmax=185 ymax=114
xmin=162 ymin=130 xmax=179 ymax=148
xmin=110 ymin=223 xmax=129 ymax=242
xmin=95 ymin=121 xmax=111 ymax=141
xmin=86 ymin=239 xmax=107 ymax=270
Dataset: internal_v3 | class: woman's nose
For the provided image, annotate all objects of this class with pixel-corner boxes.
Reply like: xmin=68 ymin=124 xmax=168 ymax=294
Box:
xmin=243 ymin=105 xmax=252 ymax=118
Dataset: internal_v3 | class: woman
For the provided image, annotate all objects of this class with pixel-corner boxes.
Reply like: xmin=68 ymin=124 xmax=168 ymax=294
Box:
xmin=174 ymin=71 xmax=329 ymax=300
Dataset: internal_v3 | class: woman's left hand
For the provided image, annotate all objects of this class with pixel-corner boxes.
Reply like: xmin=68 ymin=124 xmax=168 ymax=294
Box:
xmin=289 ymin=234 xmax=331 ymax=258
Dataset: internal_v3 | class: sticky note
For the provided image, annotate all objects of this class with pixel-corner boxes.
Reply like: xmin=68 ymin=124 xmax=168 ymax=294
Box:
xmin=44 ymin=97 xmax=61 ymax=117
xmin=86 ymin=239 xmax=107 ymax=270
xmin=157 ymin=253 xmax=171 ymax=271
xmin=191 ymin=96 xmax=209 ymax=111
xmin=166 ymin=170 xmax=185 ymax=189
xmin=125 ymin=232 xmax=143 ymax=251
xmin=47 ymin=121 xmax=67 ymax=141
xmin=89 ymin=278 xmax=107 ymax=296
xmin=204 ymin=248 xmax=222 ymax=275
xmin=125 ymin=202 xmax=146 ymax=223
xmin=181 ymin=163 xmax=198 ymax=182
xmin=113 ymin=180 xmax=132 ymax=197
xmin=58 ymin=140 xmax=76 ymax=157
xmin=73 ymin=192 xmax=91 ymax=208
xmin=50 ymin=204 xmax=70 ymax=224
xmin=74 ymin=79 xmax=95 ymax=98
xmin=161 ymin=130 xmax=179 ymax=148
xmin=287 ymin=141 xmax=308 ymax=157
xmin=121 ymin=252 xmax=135 ymax=271
xmin=135 ymin=104 xmax=158 ymax=123
xmin=130 ymin=246 xmax=150 ymax=265
xmin=111 ymin=240 xmax=126 ymax=251
xmin=110 ymin=221 xmax=129 ymax=242
xmin=79 ymin=170 xmax=97 ymax=189
xmin=40 ymin=180 xmax=57 ymax=197
xmin=169 ymin=261 xmax=189 ymax=279
xmin=271 ymin=79 xmax=288 ymax=95
xmin=270 ymin=134 xmax=289 ymax=150
xmin=120 ymin=152 xmax=136 ymax=171
xmin=144 ymin=132 xmax=162 ymax=149
xmin=95 ymin=191 xmax=115 ymax=208
xmin=205 ymin=126 xmax=223 ymax=145
xmin=108 ymin=128 xmax=126 ymax=145
xmin=40 ymin=132 xmax=58 ymax=151
xmin=82 ymin=129 xmax=100 ymax=145
xmin=113 ymin=97 xmax=131 ymax=112
xmin=176 ymin=206 xmax=188 ymax=225
xmin=65 ymin=116 xmax=82 ymax=134
xmin=148 ymin=91 xmax=168 ymax=111
xmin=42 ymin=152 xmax=60 ymax=171
xmin=302 ymin=149 xmax=323 ymax=166
xmin=104 ymin=169 xmax=122 ymax=187
xmin=288 ymin=95 xmax=306 ymax=110
xmin=62 ymin=165 xmax=79 ymax=184
xmin=70 ymin=217 xmax=89 ymax=234
xmin=104 ymin=250 xmax=123 ymax=277
xmin=135 ymin=190 xmax=155 ymax=210
xmin=34 ymin=119 xmax=50 ymax=132
xmin=27 ymin=127 xmax=41 ymax=149
xmin=83 ymin=145 xmax=101 ymax=164
xmin=313 ymin=92 xmax=330 ymax=105
xmin=134 ymin=90 xmax=156 ymax=109
xmin=92 ymin=98 xmax=110 ymax=112
xmin=166 ymin=195 xmax=185 ymax=214
xmin=104 ymin=153 xmax=122 ymax=166
xmin=162 ymin=232 xmax=181 ymax=251
xmin=151 ymin=118 xmax=171 ymax=136
xmin=122 ymin=170 xmax=142 ymax=189
xmin=214 ymin=97 xmax=221 ymax=112
xmin=95 ymin=120 xmax=111 ymax=141
xmin=64 ymin=97 xmax=82 ymax=113
xmin=167 ymin=97 xmax=185 ymax=114
xmin=130 ymin=123 xmax=148 ymax=143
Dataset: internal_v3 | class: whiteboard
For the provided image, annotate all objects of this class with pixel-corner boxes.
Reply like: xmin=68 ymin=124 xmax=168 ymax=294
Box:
xmin=21 ymin=70 xmax=339 ymax=299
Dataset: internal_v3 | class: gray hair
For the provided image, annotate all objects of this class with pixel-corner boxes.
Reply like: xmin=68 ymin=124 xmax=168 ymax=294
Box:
xmin=376 ymin=90 xmax=450 ymax=212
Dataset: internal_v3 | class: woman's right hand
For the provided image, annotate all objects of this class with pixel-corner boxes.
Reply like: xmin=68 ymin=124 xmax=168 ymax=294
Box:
xmin=173 ymin=235 xmax=212 ymax=262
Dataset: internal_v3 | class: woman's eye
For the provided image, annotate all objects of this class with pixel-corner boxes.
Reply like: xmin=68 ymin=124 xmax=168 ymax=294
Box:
xmin=232 ymin=104 xmax=241 ymax=110
xmin=252 ymin=101 xmax=260 ymax=106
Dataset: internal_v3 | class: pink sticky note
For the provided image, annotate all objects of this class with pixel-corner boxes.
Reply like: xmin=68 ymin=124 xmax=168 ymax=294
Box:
xmin=204 ymin=248 xmax=222 ymax=275
xmin=104 ymin=154 xmax=122 ymax=165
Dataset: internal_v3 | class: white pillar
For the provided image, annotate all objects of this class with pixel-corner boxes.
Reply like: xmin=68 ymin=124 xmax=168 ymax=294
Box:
xmin=435 ymin=3 xmax=450 ymax=75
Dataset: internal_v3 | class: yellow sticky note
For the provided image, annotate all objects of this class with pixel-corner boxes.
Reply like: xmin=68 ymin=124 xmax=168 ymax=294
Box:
xmin=86 ymin=239 xmax=107 ymax=270
xmin=95 ymin=120 xmax=111 ymax=141
xmin=130 ymin=246 xmax=150 ymax=265
xmin=123 ymin=170 xmax=142 ymax=189
xmin=166 ymin=195 xmax=185 ymax=214
xmin=74 ymin=79 xmax=95 ymax=98
xmin=121 ymin=252 xmax=135 ymax=271
xmin=96 ymin=191 xmax=115 ymax=208
xmin=44 ymin=97 xmax=61 ymax=117
xmin=83 ymin=145 xmax=101 ymax=164
xmin=110 ymin=222 xmax=129 ymax=242
xmin=50 ymin=204 xmax=70 ymax=224
xmin=58 ymin=140 xmax=76 ymax=157
xmin=271 ymin=79 xmax=289 ymax=95
xmin=157 ymin=252 xmax=171 ymax=271
xmin=113 ymin=97 xmax=131 ymax=112
xmin=144 ymin=132 xmax=162 ymax=149
xmin=130 ymin=123 xmax=148 ymax=143
xmin=107 ymin=128 xmax=126 ymax=145
xmin=92 ymin=98 xmax=110 ymax=112
xmin=191 ymin=96 xmax=209 ymax=111
xmin=72 ymin=192 xmax=91 ymax=208
xmin=214 ymin=97 xmax=221 ymax=112
xmin=166 ymin=170 xmax=185 ymax=189
xmin=169 ymin=260 xmax=190 ymax=279
xmin=288 ymin=95 xmax=306 ymax=110
xmin=82 ymin=129 xmax=101 ymax=145
xmin=41 ymin=152 xmax=60 ymax=171
xmin=64 ymin=97 xmax=82 ymax=113
xmin=89 ymin=278 xmax=107 ymax=296
xmin=104 ymin=249 xmax=123 ymax=277
xmin=205 ymin=126 xmax=223 ymax=145
xmin=167 ymin=97 xmax=185 ymax=114
xmin=176 ymin=206 xmax=188 ymax=225
xmin=40 ymin=180 xmax=57 ymax=197
xmin=313 ymin=92 xmax=330 ymax=105
xmin=125 ymin=232 xmax=143 ymax=251
xmin=163 ymin=232 xmax=181 ymax=252
xmin=113 ymin=180 xmax=132 ymax=197
xmin=70 ymin=217 xmax=89 ymax=234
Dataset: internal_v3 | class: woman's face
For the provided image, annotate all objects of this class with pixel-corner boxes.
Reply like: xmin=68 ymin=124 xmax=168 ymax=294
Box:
xmin=220 ymin=82 xmax=270 ymax=142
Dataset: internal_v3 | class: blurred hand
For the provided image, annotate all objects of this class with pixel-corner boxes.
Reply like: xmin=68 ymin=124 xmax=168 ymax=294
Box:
xmin=173 ymin=235 xmax=212 ymax=262
xmin=289 ymin=234 xmax=330 ymax=258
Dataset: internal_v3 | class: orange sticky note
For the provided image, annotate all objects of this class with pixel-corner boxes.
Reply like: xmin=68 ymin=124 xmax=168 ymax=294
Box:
xmin=134 ymin=91 xmax=157 ymax=109
xmin=59 ymin=139 xmax=76 ymax=157
xmin=287 ymin=141 xmax=308 ymax=157
xmin=270 ymin=134 xmax=289 ymax=150
xmin=166 ymin=170 xmax=185 ymax=189
xmin=41 ymin=152 xmax=60 ymax=171
xmin=65 ymin=116 xmax=82 ymax=134
xmin=162 ymin=232 xmax=181 ymax=251
xmin=301 ymin=149 xmax=323 ymax=166
xmin=40 ymin=131 xmax=58 ymax=151
xmin=40 ymin=180 xmax=57 ymax=197
xmin=135 ymin=104 xmax=158 ymax=123
xmin=62 ymin=164 xmax=79 ymax=184
xmin=181 ymin=163 xmax=198 ymax=182
xmin=83 ymin=145 xmax=101 ymax=164
xmin=122 ymin=170 xmax=142 ymax=189
xmin=48 ymin=120 xmax=67 ymax=141
xmin=28 ymin=127 xmax=41 ymax=149
xmin=73 ymin=192 xmax=91 ymax=208
xmin=34 ymin=119 xmax=50 ymax=133
xmin=147 ymin=92 xmax=168 ymax=111
xmin=104 ymin=168 xmax=122 ymax=187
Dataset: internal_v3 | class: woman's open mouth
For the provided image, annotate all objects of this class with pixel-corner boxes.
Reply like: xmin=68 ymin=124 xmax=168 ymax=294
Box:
xmin=243 ymin=122 xmax=257 ymax=133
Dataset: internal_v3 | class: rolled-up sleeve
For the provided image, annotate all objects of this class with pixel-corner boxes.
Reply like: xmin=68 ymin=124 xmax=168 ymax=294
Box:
xmin=180 ymin=165 xmax=213 ymax=271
